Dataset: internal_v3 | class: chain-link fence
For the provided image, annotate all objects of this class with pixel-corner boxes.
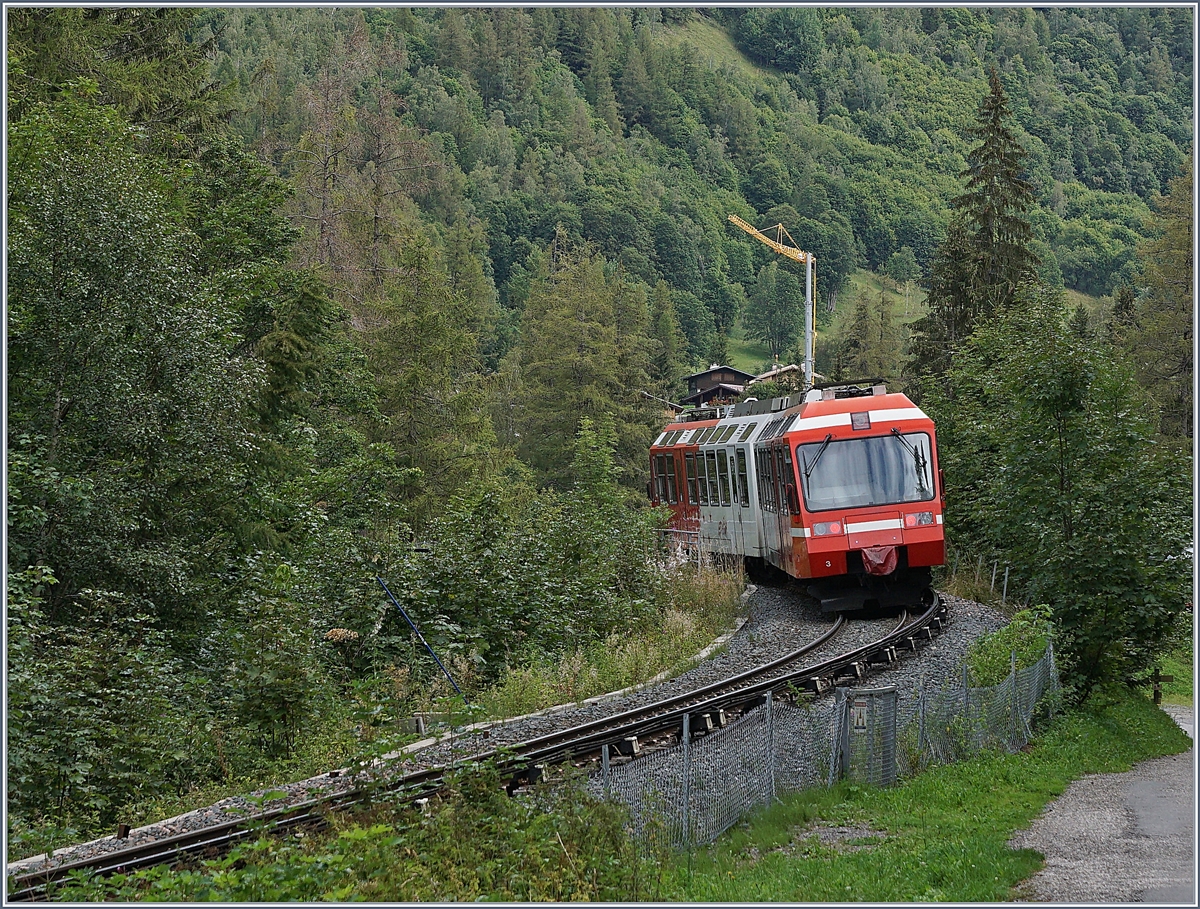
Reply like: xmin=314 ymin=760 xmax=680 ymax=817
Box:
xmin=589 ymin=643 xmax=1060 ymax=850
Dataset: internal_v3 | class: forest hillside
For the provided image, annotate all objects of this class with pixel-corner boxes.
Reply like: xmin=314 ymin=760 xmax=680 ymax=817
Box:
xmin=6 ymin=6 xmax=1192 ymax=858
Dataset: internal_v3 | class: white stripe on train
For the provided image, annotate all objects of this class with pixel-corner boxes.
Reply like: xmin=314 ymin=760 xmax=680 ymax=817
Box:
xmin=790 ymin=515 xmax=940 ymax=538
xmin=788 ymin=407 xmax=928 ymax=432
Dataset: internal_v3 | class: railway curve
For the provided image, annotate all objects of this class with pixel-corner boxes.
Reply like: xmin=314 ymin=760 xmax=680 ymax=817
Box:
xmin=8 ymin=590 xmax=1009 ymax=901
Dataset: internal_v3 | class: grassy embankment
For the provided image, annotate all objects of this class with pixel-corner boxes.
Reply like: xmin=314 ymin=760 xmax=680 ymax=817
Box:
xmin=54 ymin=677 xmax=1189 ymax=902
xmin=659 ymin=684 xmax=1190 ymax=902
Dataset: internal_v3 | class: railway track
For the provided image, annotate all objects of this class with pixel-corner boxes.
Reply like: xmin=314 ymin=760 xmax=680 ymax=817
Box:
xmin=7 ymin=594 xmax=947 ymax=901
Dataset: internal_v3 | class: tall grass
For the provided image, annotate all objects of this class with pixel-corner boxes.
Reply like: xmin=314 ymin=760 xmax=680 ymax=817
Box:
xmin=477 ymin=560 xmax=744 ymax=719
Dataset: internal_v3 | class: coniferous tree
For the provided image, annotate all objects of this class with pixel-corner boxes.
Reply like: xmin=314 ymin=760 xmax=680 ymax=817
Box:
xmin=909 ymin=68 xmax=1039 ymax=383
xmin=1122 ymin=157 xmax=1193 ymax=438
xmin=957 ymin=67 xmax=1040 ymax=308
xmin=6 ymin=7 xmax=231 ymax=152
xmin=359 ymin=240 xmax=498 ymax=525
xmin=838 ymin=287 xmax=903 ymax=381
xmin=648 ymin=281 xmax=687 ymax=403
xmin=516 ymin=232 xmax=658 ymax=490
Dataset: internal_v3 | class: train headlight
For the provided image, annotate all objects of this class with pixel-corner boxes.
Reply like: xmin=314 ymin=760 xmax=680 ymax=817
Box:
xmin=904 ymin=512 xmax=935 ymax=528
xmin=813 ymin=521 xmax=842 ymax=536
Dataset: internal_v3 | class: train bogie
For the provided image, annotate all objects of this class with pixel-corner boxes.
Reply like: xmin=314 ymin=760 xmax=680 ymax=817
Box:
xmin=650 ymin=383 xmax=945 ymax=612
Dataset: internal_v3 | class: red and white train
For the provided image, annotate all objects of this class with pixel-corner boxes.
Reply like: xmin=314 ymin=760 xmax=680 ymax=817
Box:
xmin=649 ymin=382 xmax=944 ymax=611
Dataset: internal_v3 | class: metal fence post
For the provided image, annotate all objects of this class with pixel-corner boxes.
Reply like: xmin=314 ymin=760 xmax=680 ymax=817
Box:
xmin=766 ymin=691 xmax=776 ymax=806
xmin=918 ymin=683 xmax=926 ymax=760
xmin=962 ymin=663 xmax=972 ymax=752
xmin=1010 ymin=651 xmax=1019 ymax=749
xmin=833 ymin=688 xmax=849 ymax=785
xmin=1002 ymin=566 xmax=1010 ymax=605
xmin=1051 ymin=642 xmax=1060 ymax=719
xmin=602 ymin=743 xmax=611 ymax=798
xmin=681 ymin=712 xmax=691 ymax=847
xmin=990 ymin=561 xmax=998 ymax=592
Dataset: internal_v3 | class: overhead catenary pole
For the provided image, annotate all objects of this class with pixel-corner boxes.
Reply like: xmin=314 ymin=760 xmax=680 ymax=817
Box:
xmin=805 ymin=256 xmax=814 ymax=389
xmin=727 ymin=214 xmax=817 ymax=389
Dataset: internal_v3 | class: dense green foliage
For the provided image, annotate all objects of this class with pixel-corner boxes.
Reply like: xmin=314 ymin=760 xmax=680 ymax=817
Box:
xmin=927 ymin=290 xmax=1191 ymax=695
xmin=52 ymin=763 xmax=669 ymax=901
xmin=5 ymin=5 xmax=1192 ymax=858
xmin=900 ymin=21 xmax=1191 ymax=699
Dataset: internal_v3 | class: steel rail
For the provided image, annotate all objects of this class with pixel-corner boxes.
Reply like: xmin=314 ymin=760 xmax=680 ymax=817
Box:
xmin=510 ymin=599 xmax=941 ymax=769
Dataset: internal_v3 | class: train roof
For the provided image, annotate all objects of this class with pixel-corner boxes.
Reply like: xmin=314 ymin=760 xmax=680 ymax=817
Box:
xmin=651 ymin=385 xmax=932 ymax=449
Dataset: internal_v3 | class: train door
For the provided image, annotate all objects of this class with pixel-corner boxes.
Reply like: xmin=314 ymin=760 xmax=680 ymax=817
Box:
xmin=733 ymin=445 xmax=758 ymax=558
xmin=728 ymin=444 xmax=759 ymax=558
xmin=708 ymin=445 xmax=733 ymax=554
xmin=724 ymin=446 xmax=743 ymax=556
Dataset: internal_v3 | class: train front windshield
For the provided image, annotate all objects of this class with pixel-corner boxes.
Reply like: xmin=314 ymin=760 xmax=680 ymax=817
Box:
xmin=798 ymin=432 xmax=934 ymax=512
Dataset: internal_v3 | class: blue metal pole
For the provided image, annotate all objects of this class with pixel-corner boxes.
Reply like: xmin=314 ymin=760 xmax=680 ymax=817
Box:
xmin=376 ymin=576 xmax=468 ymax=704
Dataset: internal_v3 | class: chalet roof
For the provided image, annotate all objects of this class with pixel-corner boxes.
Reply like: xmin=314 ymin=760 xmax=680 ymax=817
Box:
xmin=681 ymin=383 xmax=745 ymax=405
xmin=682 ymin=364 xmax=757 ymax=383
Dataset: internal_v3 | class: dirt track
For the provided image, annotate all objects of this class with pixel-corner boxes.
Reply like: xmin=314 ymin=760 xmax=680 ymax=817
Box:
xmin=1008 ymin=705 xmax=1195 ymax=903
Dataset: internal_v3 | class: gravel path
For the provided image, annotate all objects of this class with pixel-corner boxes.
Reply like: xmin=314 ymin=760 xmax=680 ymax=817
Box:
xmin=1008 ymin=705 xmax=1195 ymax=903
xmin=7 ymin=584 xmax=1009 ymax=880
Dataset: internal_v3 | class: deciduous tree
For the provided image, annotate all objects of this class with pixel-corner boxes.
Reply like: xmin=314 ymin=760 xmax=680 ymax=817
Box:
xmin=929 ymin=289 xmax=1190 ymax=695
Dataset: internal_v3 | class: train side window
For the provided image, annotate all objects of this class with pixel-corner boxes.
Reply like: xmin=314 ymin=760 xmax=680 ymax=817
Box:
xmin=760 ymin=449 xmax=771 ymax=511
xmin=717 ymin=451 xmax=731 ymax=506
xmin=757 ymin=446 xmax=771 ymax=511
xmin=755 ymin=446 xmax=769 ymax=512
xmin=705 ymin=450 xmax=720 ymax=504
xmin=779 ymin=448 xmax=791 ymax=512
xmin=727 ymin=452 xmax=738 ymax=506
xmin=696 ymin=451 xmax=709 ymax=505
xmin=667 ymin=456 xmax=679 ymax=504
xmin=773 ymin=449 xmax=782 ymax=511
xmin=736 ymin=449 xmax=750 ymax=507
xmin=685 ymin=453 xmax=699 ymax=504
xmin=777 ymin=448 xmax=787 ymax=513
xmin=782 ymin=446 xmax=796 ymax=513
xmin=768 ymin=448 xmax=777 ymax=513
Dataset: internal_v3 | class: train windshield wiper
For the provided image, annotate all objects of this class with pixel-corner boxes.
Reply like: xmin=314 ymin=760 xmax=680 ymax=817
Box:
xmin=891 ymin=428 xmax=930 ymax=493
xmin=803 ymin=433 xmax=833 ymax=480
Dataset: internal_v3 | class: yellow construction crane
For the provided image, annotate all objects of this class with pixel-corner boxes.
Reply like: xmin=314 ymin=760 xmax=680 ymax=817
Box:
xmin=728 ymin=214 xmax=817 ymax=389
